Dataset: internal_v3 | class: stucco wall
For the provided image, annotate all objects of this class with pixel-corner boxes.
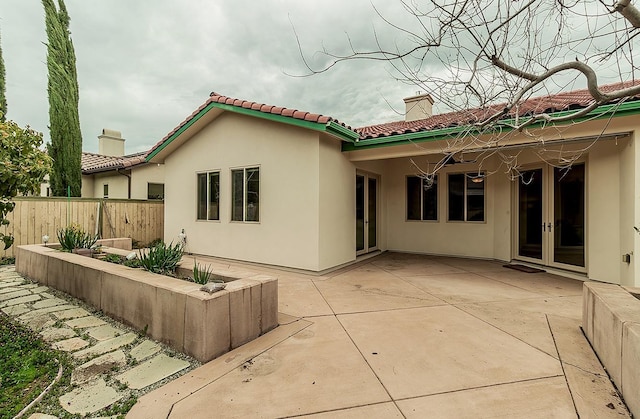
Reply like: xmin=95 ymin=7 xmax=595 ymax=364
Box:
xmin=91 ymin=172 xmax=129 ymax=199
xmin=164 ymin=112 xmax=326 ymax=271
xmin=383 ymin=156 xmax=504 ymax=260
xmin=318 ymin=134 xmax=357 ymax=270
xmin=130 ymin=163 xmax=165 ymax=200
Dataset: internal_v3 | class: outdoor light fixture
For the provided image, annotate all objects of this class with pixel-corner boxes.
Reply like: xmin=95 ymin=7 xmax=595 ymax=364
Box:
xmin=178 ymin=229 xmax=187 ymax=244
xmin=42 ymin=235 xmax=49 ymax=247
xmin=471 ymin=177 xmax=485 ymax=183
xmin=126 ymin=252 xmax=137 ymax=260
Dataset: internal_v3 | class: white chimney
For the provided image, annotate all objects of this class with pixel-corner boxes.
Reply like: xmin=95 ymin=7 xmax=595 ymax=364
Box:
xmin=404 ymin=92 xmax=434 ymax=122
xmin=98 ymin=129 xmax=125 ymax=157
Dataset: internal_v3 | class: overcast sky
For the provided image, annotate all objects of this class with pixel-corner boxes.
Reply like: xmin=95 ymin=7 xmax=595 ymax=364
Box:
xmin=1 ymin=0 xmax=421 ymax=154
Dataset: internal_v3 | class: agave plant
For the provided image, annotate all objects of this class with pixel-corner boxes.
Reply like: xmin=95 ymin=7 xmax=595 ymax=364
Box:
xmin=56 ymin=224 xmax=98 ymax=252
xmin=138 ymin=241 xmax=183 ymax=275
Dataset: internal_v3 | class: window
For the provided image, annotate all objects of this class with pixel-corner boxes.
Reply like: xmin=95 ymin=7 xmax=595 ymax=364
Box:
xmin=147 ymin=183 xmax=165 ymax=200
xmin=407 ymin=176 xmax=438 ymax=221
xmin=197 ymin=172 xmax=220 ymax=220
xmin=448 ymin=173 xmax=485 ymax=222
xmin=231 ymin=167 xmax=259 ymax=222
xmin=103 ymin=184 xmax=109 ymax=199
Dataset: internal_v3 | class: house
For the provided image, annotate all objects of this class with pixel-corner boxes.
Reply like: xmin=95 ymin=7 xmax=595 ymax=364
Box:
xmin=146 ymin=83 xmax=640 ymax=287
xmin=41 ymin=129 xmax=165 ymax=200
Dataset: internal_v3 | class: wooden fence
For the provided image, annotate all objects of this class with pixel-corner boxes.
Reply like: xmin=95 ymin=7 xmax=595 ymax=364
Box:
xmin=1 ymin=197 xmax=164 ymax=258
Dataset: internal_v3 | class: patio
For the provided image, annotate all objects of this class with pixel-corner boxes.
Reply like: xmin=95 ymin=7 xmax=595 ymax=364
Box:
xmin=129 ymin=252 xmax=629 ymax=418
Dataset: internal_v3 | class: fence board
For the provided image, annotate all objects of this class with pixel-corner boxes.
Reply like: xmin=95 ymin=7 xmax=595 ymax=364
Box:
xmin=0 ymin=197 xmax=164 ymax=258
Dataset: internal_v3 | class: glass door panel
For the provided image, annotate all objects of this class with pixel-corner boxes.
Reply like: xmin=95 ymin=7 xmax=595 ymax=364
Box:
xmin=368 ymin=177 xmax=377 ymax=249
xmin=518 ymin=169 xmax=543 ymax=260
xmin=553 ymin=164 xmax=585 ymax=267
xmin=356 ymin=175 xmax=365 ymax=252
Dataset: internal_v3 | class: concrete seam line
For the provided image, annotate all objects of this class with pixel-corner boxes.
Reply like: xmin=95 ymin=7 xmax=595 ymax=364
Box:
xmin=14 ymin=361 xmax=64 ymax=419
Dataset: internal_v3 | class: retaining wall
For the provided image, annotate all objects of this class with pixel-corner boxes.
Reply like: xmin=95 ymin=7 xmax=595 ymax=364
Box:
xmin=15 ymin=244 xmax=278 ymax=363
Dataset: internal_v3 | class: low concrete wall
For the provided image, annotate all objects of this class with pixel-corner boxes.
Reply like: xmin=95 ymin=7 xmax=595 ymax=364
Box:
xmin=583 ymin=282 xmax=640 ymax=417
xmin=15 ymin=244 xmax=278 ymax=363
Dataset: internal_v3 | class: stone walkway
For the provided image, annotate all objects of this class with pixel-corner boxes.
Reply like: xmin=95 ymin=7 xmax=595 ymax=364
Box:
xmin=0 ymin=265 xmax=200 ymax=418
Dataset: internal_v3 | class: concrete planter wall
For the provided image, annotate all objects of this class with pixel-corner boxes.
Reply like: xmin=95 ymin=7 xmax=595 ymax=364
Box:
xmin=15 ymin=244 xmax=278 ymax=363
xmin=583 ymin=282 xmax=640 ymax=417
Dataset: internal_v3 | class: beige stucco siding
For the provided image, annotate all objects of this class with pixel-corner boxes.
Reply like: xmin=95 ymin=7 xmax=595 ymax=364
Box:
xmin=318 ymin=134 xmax=357 ymax=270
xmin=130 ymin=164 xmax=165 ymax=200
xmin=91 ymin=173 xmax=129 ymax=199
xmin=163 ymin=112 xmax=325 ymax=271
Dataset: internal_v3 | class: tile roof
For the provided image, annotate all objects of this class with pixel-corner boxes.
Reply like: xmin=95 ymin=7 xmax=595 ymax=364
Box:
xmin=356 ymin=80 xmax=640 ymax=140
xmin=147 ymin=92 xmax=354 ymax=159
xmin=81 ymin=151 xmax=148 ymax=174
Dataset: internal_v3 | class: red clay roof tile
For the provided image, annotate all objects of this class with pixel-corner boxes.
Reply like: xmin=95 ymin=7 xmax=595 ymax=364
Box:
xmin=81 ymin=151 xmax=148 ymax=174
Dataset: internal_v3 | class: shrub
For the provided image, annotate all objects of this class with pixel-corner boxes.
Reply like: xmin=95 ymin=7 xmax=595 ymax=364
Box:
xmin=191 ymin=261 xmax=214 ymax=285
xmin=138 ymin=241 xmax=183 ymax=275
xmin=56 ymin=224 xmax=98 ymax=252
xmin=103 ymin=253 xmax=124 ymax=264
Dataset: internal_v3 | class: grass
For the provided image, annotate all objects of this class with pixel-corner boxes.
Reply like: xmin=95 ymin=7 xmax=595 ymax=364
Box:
xmin=0 ymin=256 xmax=15 ymax=266
xmin=0 ymin=313 xmax=68 ymax=418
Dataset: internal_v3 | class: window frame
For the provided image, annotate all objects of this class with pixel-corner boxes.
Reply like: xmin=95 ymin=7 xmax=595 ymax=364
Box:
xmin=447 ymin=172 xmax=486 ymax=223
xmin=406 ymin=175 xmax=438 ymax=222
xmin=196 ymin=170 xmax=220 ymax=221
xmin=231 ymin=166 xmax=260 ymax=223
xmin=103 ymin=184 xmax=109 ymax=199
xmin=147 ymin=182 xmax=165 ymax=200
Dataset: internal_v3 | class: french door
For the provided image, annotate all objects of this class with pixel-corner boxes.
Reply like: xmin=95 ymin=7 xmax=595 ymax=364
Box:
xmin=356 ymin=172 xmax=378 ymax=255
xmin=516 ymin=163 xmax=586 ymax=271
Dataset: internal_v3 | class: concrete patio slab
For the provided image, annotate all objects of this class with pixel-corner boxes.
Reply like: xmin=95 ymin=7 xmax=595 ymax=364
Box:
xmin=338 ymin=305 xmax=563 ymax=400
xmin=472 ymin=295 xmax=584 ymax=320
xmin=277 ymin=276 xmax=333 ymax=317
xmin=396 ymin=376 xmax=575 ymax=418
xmin=479 ymin=270 xmax=584 ymax=297
xmin=402 ymin=272 xmax=542 ymax=304
xmin=371 ymin=258 xmax=467 ymax=276
xmin=167 ymin=316 xmax=390 ymax=418
xmin=314 ymin=267 xmax=445 ymax=314
xmin=116 ymin=354 xmax=190 ymax=390
xmin=300 ymin=402 xmax=404 ymax=418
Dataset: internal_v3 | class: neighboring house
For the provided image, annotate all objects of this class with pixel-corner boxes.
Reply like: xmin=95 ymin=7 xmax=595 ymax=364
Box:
xmin=41 ymin=129 xmax=165 ymax=200
xmin=147 ymin=83 xmax=640 ymax=286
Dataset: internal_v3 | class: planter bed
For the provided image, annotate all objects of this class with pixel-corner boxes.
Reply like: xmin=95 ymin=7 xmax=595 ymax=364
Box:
xmin=583 ymin=282 xmax=640 ymax=417
xmin=15 ymin=243 xmax=278 ymax=363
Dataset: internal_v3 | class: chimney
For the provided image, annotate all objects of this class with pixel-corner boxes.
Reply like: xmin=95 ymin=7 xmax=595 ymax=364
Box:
xmin=404 ymin=92 xmax=434 ymax=122
xmin=98 ymin=129 xmax=125 ymax=156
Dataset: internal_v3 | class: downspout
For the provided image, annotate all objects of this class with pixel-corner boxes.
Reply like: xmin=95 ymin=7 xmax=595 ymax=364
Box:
xmin=116 ymin=169 xmax=131 ymax=199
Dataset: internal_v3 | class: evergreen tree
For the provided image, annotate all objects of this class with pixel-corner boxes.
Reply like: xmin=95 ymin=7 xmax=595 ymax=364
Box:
xmin=0 ymin=30 xmax=6 ymax=122
xmin=43 ymin=0 xmax=82 ymax=196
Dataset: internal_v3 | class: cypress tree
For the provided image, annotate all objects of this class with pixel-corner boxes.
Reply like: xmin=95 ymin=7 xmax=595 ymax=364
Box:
xmin=43 ymin=0 xmax=82 ymax=196
xmin=0 ymin=30 xmax=6 ymax=122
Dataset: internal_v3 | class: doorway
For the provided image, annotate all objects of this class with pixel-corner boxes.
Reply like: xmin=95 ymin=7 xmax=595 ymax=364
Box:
xmin=516 ymin=163 xmax=586 ymax=271
xmin=356 ymin=172 xmax=379 ymax=255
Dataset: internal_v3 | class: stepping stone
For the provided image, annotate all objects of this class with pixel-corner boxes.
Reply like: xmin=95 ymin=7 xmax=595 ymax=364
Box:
xmin=130 ymin=340 xmax=161 ymax=361
xmin=0 ymin=294 xmax=41 ymax=307
xmin=72 ymin=350 xmax=127 ymax=384
xmin=27 ymin=413 xmax=59 ymax=419
xmin=2 ymin=304 xmax=29 ymax=316
xmin=115 ymin=354 xmax=190 ymax=390
xmin=19 ymin=305 xmax=76 ymax=321
xmin=53 ymin=308 xmax=91 ymax=320
xmin=65 ymin=316 xmax=107 ymax=329
xmin=59 ymin=378 xmax=123 ymax=415
xmin=87 ymin=325 xmax=122 ymax=341
xmin=40 ymin=326 xmax=77 ymax=342
xmin=0 ymin=286 xmax=22 ymax=294
xmin=53 ymin=337 xmax=90 ymax=352
xmin=33 ymin=298 xmax=68 ymax=309
xmin=30 ymin=286 xmax=50 ymax=294
xmin=0 ymin=289 xmax=32 ymax=301
xmin=18 ymin=283 xmax=40 ymax=289
xmin=0 ymin=282 xmax=24 ymax=290
xmin=39 ymin=292 xmax=56 ymax=299
xmin=73 ymin=333 xmax=137 ymax=360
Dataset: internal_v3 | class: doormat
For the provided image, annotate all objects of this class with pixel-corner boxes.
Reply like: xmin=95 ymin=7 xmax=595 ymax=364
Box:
xmin=503 ymin=264 xmax=545 ymax=273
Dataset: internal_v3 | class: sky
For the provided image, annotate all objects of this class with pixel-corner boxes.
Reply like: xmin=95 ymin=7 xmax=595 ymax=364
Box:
xmin=1 ymin=0 xmax=418 ymax=154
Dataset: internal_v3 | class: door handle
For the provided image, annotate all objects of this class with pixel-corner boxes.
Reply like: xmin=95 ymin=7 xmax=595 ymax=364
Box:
xmin=547 ymin=222 xmax=552 ymax=231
